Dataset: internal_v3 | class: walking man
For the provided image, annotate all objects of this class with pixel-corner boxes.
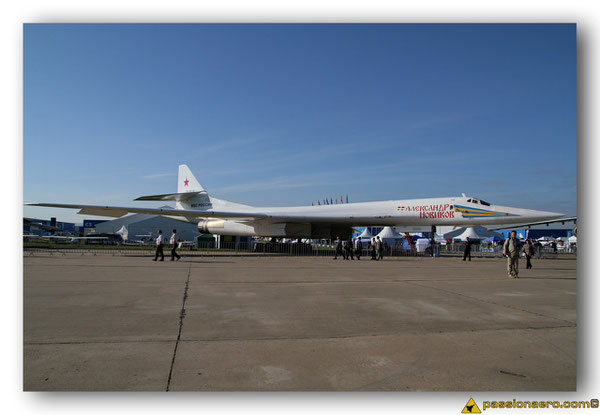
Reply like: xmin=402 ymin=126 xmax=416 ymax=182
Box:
xmin=153 ymin=229 xmax=164 ymax=262
xmin=463 ymin=237 xmax=472 ymax=261
xmin=170 ymin=229 xmax=181 ymax=261
xmin=376 ymin=236 xmax=383 ymax=260
xmin=503 ymin=231 xmax=522 ymax=278
xmin=523 ymin=239 xmax=534 ymax=269
xmin=345 ymin=238 xmax=354 ymax=260
xmin=355 ymin=236 xmax=362 ymax=260
xmin=371 ymin=238 xmax=377 ymax=260
xmin=334 ymin=236 xmax=344 ymax=260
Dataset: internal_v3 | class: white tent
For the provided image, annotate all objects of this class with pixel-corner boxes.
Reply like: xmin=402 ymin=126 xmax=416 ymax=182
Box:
xmin=452 ymin=227 xmax=485 ymax=241
xmin=376 ymin=226 xmax=403 ymax=244
xmin=116 ymin=225 xmax=128 ymax=241
xmin=358 ymin=227 xmax=375 ymax=239
xmin=444 ymin=226 xmax=502 ymax=241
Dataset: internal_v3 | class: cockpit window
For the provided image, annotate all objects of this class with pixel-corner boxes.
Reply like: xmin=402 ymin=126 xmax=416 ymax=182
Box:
xmin=465 ymin=196 xmax=491 ymax=206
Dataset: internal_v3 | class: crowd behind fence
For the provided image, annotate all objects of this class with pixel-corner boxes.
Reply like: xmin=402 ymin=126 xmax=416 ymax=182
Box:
xmin=24 ymin=240 xmax=575 ymax=259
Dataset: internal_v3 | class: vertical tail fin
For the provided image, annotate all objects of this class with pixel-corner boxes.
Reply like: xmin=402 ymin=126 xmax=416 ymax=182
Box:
xmin=136 ymin=165 xmax=212 ymax=210
xmin=174 ymin=164 xmax=250 ymax=210
xmin=178 ymin=164 xmax=204 ymax=193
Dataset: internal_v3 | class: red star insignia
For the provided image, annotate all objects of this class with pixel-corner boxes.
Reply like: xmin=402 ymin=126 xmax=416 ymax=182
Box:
xmin=184 ymin=178 xmax=189 ymax=186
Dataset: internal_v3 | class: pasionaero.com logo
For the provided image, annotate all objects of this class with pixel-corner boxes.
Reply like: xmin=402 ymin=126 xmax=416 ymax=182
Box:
xmin=462 ymin=398 xmax=481 ymax=413
xmin=461 ymin=397 xmax=599 ymax=411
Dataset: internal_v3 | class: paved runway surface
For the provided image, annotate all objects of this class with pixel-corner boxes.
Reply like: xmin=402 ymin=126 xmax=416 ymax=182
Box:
xmin=23 ymin=254 xmax=576 ymax=391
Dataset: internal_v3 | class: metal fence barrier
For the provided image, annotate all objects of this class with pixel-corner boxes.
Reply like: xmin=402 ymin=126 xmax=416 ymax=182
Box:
xmin=24 ymin=242 xmax=575 ymax=259
xmin=439 ymin=244 xmax=567 ymax=259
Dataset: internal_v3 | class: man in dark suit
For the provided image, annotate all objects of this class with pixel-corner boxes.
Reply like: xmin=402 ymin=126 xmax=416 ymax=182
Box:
xmin=345 ymin=238 xmax=354 ymax=260
xmin=463 ymin=237 xmax=472 ymax=261
xmin=334 ymin=236 xmax=344 ymax=260
xmin=153 ymin=229 xmax=164 ymax=262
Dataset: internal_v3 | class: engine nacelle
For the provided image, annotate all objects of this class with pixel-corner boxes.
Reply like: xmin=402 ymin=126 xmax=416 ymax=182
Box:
xmin=197 ymin=219 xmax=311 ymax=238
xmin=198 ymin=219 xmax=257 ymax=236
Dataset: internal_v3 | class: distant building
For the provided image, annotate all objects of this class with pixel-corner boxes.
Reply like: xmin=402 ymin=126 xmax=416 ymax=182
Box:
xmin=24 ymin=217 xmax=76 ymax=235
xmin=93 ymin=212 xmax=200 ymax=242
xmin=83 ymin=219 xmax=108 ymax=229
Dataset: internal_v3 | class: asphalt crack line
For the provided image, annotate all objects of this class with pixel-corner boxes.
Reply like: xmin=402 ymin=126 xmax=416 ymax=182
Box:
xmin=165 ymin=261 xmax=192 ymax=392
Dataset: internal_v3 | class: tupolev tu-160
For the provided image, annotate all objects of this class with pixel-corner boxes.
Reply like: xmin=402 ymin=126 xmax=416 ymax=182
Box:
xmin=26 ymin=165 xmax=571 ymax=240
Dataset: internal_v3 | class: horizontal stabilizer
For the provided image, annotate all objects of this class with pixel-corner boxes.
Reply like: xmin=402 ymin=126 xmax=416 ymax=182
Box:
xmin=134 ymin=191 xmax=207 ymax=202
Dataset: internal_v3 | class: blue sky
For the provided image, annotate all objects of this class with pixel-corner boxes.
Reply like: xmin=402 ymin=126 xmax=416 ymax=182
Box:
xmin=23 ymin=23 xmax=576 ymax=223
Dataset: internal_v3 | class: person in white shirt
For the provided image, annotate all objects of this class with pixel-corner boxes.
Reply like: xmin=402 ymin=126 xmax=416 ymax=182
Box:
xmin=376 ymin=236 xmax=383 ymax=260
xmin=153 ymin=230 xmax=164 ymax=261
xmin=170 ymin=229 xmax=181 ymax=261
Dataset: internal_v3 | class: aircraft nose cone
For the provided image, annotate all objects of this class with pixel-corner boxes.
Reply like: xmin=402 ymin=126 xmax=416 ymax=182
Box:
xmin=522 ymin=208 xmax=565 ymax=221
xmin=535 ymin=210 xmax=564 ymax=219
xmin=495 ymin=205 xmax=565 ymax=222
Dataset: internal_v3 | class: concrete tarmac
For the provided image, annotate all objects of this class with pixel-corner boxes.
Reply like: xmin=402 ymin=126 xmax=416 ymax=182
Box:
xmin=23 ymin=254 xmax=576 ymax=391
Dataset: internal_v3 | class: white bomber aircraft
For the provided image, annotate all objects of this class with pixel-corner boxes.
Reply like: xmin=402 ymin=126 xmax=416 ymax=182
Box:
xmin=27 ymin=164 xmax=570 ymax=239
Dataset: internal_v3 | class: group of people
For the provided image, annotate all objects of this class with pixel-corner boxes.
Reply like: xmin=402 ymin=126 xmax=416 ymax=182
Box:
xmin=152 ymin=229 xmax=181 ymax=262
xmin=153 ymin=229 xmax=541 ymax=278
xmin=463 ymin=231 xmax=535 ymax=279
xmin=333 ymin=236 xmax=384 ymax=260
xmin=503 ymin=231 xmax=536 ymax=278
